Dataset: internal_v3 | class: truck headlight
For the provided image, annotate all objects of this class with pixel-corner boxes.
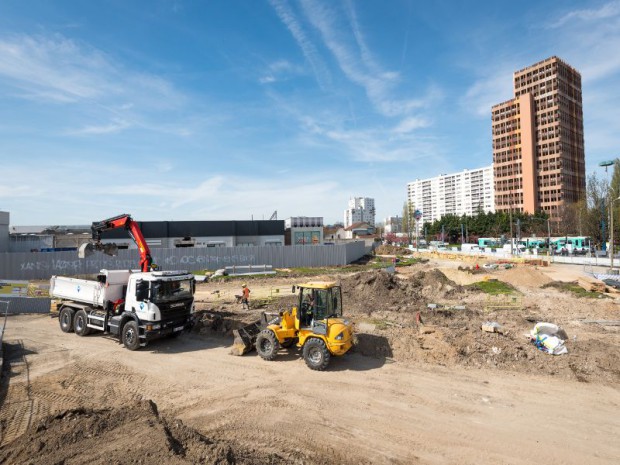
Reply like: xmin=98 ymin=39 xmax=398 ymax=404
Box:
xmin=335 ymin=332 xmax=344 ymax=341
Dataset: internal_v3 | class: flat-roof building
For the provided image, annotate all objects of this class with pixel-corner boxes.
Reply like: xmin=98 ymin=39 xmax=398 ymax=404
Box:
xmin=407 ymin=166 xmax=494 ymax=224
xmin=492 ymin=56 xmax=586 ymax=219
xmin=344 ymin=197 xmax=375 ymax=228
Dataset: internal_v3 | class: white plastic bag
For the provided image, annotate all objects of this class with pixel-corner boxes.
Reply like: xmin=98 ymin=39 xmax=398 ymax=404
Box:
xmin=530 ymin=322 xmax=568 ymax=355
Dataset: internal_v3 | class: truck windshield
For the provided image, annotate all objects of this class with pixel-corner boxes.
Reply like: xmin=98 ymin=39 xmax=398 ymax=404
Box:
xmin=152 ymin=279 xmax=193 ymax=303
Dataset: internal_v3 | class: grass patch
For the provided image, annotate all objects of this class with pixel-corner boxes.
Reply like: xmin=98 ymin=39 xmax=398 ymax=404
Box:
xmin=467 ymin=280 xmax=516 ymax=295
xmin=192 ymin=257 xmax=428 ymax=282
xmin=370 ymin=319 xmax=389 ymax=330
xmin=395 ymin=257 xmax=428 ymax=267
xmin=541 ymin=281 xmax=609 ymax=299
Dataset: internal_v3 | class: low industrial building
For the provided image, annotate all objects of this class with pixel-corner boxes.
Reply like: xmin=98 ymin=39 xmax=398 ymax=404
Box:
xmin=284 ymin=217 xmax=324 ymax=245
xmin=6 ymin=215 xmax=284 ymax=252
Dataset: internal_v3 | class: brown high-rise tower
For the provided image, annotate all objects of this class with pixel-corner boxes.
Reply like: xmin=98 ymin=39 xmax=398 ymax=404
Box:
xmin=492 ymin=56 xmax=586 ymax=219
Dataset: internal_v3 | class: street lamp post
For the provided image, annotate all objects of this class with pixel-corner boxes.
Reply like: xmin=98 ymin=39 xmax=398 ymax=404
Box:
xmin=599 ymin=160 xmax=615 ymax=254
xmin=611 ymin=196 xmax=620 ymax=272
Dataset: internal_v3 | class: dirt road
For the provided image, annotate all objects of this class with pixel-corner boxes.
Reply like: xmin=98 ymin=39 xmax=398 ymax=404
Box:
xmin=2 ymin=312 xmax=619 ymax=464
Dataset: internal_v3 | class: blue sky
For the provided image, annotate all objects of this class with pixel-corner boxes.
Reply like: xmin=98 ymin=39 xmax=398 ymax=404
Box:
xmin=0 ymin=0 xmax=619 ymax=226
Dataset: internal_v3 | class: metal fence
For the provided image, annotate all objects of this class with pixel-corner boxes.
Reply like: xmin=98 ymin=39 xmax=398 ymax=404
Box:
xmin=0 ymin=242 xmax=368 ymax=280
xmin=1 ymin=300 xmax=9 ymax=367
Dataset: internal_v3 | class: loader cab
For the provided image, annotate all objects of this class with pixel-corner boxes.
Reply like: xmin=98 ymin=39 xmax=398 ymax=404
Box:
xmin=298 ymin=283 xmax=342 ymax=328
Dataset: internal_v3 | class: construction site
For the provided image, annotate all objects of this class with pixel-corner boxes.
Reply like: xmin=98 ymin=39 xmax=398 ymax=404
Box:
xmin=1 ymin=249 xmax=619 ymax=464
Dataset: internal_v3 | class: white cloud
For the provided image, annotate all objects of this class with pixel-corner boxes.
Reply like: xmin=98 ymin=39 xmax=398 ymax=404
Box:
xmin=68 ymin=119 xmax=131 ymax=135
xmin=300 ymin=0 xmax=400 ymax=116
xmin=259 ymin=59 xmax=306 ymax=84
xmin=393 ymin=117 xmax=430 ymax=134
xmin=298 ymin=0 xmax=442 ymax=122
xmin=549 ymin=1 xmax=620 ymax=28
xmin=0 ymin=33 xmax=185 ymax=115
xmin=268 ymin=0 xmax=332 ymax=89
xmin=460 ymin=66 xmax=514 ymax=118
xmin=259 ymin=75 xmax=277 ymax=84
xmin=0 ymin=34 xmax=110 ymax=102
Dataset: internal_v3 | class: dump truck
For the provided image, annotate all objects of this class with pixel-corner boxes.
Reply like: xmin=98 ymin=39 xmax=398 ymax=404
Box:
xmin=51 ymin=269 xmax=195 ymax=350
xmin=53 ymin=213 xmax=195 ymax=349
xmin=233 ymin=281 xmax=353 ymax=370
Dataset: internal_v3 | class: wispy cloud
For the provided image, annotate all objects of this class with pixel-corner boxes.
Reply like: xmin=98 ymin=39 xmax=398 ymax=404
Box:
xmin=460 ymin=66 xmax=514 ymax=118
xmin=392 ymin=116 xmax=430 ymax=134
xmin=259 ymin=59 xmax=305 ymax=84
xmin=548 ymin=0 xmax=620 ymax=28
xmin=268 ymin=0 xmax=332 ymax=89
xmin=67 ymin=118 xmax=131 ymax=135
xmin=0 ymin=33 xmax=185 ymax=124
xmin=0 ymin=34 xmax=110 ymax=102
xmin=300 ymin=0 xmax=404 ymax=117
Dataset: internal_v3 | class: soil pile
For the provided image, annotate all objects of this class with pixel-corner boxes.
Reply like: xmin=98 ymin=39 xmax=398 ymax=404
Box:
xmin=191 ymin=267 xmax=620 ymax=384
xmin=374 ymin=244 xmax=412 ymax=255
xmin=341 ymin=269 xmax=467 ymax=315
xmin=0 ymin=400 xmax=288 ymax=465
xmin=341 ymin=269 xmax=620 ymax=384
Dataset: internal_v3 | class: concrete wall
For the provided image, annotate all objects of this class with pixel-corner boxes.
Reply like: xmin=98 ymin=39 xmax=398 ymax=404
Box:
xmin=0 ymin=242 xmax=367 ymax=280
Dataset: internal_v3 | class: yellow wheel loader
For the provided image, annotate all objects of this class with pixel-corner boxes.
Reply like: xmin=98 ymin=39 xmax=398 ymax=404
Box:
xmin=232 ymin=282 xmax=353 ymax=370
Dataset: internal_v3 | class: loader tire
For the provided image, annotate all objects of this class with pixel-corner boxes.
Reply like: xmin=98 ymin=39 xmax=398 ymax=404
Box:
xmin=59 ymin=307 xmax=75 ymax=333
xmin=256 ymin=330 xmax=279 ymax=361
xmin=74 ymin=310 xmax=91 ymax=337
xmin=122 ymin=321 xmax=141 ymax=351
xmin=303 ymin=338 xmax=331 ymax=371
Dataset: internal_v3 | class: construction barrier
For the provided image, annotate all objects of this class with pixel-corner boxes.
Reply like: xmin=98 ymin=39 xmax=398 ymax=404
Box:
xmin=484 ymin=294 xmax=523 ymax=312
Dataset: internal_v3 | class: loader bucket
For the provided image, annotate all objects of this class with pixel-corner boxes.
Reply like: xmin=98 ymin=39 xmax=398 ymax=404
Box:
xmin=231 ymin=320 xmax=262 ymax=356
xmin=103 ymin=242 xmax=119 ymax=256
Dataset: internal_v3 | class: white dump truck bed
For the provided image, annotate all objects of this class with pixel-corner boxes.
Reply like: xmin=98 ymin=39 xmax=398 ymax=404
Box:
xmin=50 ymin=270 xmax=131 ymax=307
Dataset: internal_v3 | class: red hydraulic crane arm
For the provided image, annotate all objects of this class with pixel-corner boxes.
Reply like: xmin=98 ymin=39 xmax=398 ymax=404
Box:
xmin=90 ymin=214 xmax=154 ymax=272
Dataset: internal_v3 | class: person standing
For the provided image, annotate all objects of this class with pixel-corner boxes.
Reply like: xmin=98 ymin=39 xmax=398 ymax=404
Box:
xmin=241 ymin=284 xmax=250 ymax=310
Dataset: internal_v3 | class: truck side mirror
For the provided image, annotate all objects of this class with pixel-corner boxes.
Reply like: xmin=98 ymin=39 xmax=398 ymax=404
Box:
xmin=136 ymin=280 xmax=149 ymax=301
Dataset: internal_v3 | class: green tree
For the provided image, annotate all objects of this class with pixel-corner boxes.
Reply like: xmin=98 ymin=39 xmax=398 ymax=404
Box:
xmin=402 ymin=201 xmax=415 ymax=245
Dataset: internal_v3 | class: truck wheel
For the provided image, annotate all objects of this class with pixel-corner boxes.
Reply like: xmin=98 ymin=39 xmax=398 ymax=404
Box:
xmin=256 ymin=330 xmax=279 ymax=361
xmin=122 ymin=321 xmax=140 ymax=351
xmin=74 ymin=310 xmax=91 ymax=336
xmin=303 ymin=338 xmax=331 ymax=371
xmin=59 ymin=307 xmax=75 ymax=333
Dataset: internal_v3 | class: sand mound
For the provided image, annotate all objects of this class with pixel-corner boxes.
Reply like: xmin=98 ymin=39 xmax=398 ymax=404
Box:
xmin=0 ymin=400 xmax=287 ymax=465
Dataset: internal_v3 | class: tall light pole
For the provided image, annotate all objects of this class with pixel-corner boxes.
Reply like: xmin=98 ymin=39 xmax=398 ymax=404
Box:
xmin=599 ymin=160 xmax=615 ymax=253
xmin=611 ymin=196 xmax=620 ymax=272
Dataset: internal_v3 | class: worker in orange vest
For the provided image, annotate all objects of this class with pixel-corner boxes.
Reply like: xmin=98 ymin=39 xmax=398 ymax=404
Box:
xmin=241 ymin=284 xmax=250 ymax=310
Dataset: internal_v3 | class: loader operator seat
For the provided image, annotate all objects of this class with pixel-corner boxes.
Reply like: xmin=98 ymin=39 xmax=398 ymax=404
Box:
xmin=301 ymin=292 xmax=314 ymax=327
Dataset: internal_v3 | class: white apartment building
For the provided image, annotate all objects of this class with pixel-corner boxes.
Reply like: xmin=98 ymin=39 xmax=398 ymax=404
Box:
xmin=384 ymin=216 xmax=402 ymax=234
xmin=344 ymin=197 xmax=375 ymax=228
xmin=407 ymin=166 xmax=495 ymax=224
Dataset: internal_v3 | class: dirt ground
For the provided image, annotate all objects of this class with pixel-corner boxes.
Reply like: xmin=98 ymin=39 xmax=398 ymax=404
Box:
xmin=1 ymin=256 xmax=619 ymax=464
